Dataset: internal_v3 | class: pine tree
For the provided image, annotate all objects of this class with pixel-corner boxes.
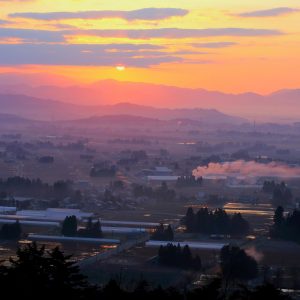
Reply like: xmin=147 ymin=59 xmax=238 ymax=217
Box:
xmin=62 ymin=215 xmax=77 ymax=236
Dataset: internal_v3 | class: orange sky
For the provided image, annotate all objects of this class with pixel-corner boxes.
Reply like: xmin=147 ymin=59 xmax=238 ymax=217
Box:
xmin=0 ymin=0 xmax=299 ymax=94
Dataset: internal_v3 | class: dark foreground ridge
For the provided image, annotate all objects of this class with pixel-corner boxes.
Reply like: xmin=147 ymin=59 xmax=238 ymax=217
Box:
xmin=0 ymin=242 xmax=291 ymax=300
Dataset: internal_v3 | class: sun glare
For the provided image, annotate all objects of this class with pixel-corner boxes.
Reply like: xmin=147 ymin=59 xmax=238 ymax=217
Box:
xmin=116 ymin=65 xmax=125 ymax=71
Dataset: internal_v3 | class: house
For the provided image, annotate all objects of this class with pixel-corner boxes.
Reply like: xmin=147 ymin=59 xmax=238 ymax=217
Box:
xmin=139 ymin=166 xmax=174 ymax=178
xmin=153 ymin=167 xmax=173 ymax=176
xmin=147 ymin=176 xmax=179 ymax=183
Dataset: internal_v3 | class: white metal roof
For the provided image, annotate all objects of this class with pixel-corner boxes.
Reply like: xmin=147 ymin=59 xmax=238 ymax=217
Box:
xmin=146 ymin=240 xmax=227 ymax=250
xmin=100 ymin=220 xmax=159 ymax=228
xmin=0 ymin=219 xmax=59 ymax=227
xmin=102 ymin=226 xmax=146 ymax=233
xmin=28 ymin=234 xmax=120 ymax=244
xmin=16 ymin=208 xmax=93 ymax=221
xmin=147 ymin=176 xmax=179 ymax=181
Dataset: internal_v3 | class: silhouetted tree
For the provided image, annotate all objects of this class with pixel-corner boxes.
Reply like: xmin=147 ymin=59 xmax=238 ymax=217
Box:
xmin=132 ymin=182 xmax=176 ymax=201
xmin=176 ymin=175 xmax=202 ymax=187
xmin=220 ymin=245 xmax=258 ymax=283
xmin=271 ymin=206 xmax=285 ymax=238
xmin=263 ymin=180 xmax=276 ymax=193
xmin=158 ymin=243 xmax=201 ymax=270
xmin=151 ymin=224 xmax=174 ymax=241
xmin=270 ymin=207 xmax=300 ymax=242
xmin=272 ymin=182 xmax=292 ymax=207
xmin=230 ymin=213 xmax=250 ymax=237
xmin=185 ymin=207 xmax=195 ymax=233
xmin=0 ymin=243 xmax=291 ymax=300
xmin=61 ymin=215 xmax=78 ymax=236
xmin=78 ymin=218 xmax=102 ymax=238
xmin=0 ymin=176 xmax=74 ymax=200
xmin=184 ymin=207 xmax=249 ymax=236
xmin=0 ymin=242 xmax=92 ymax=299
xmin=0 ymin=220 xmax=22 ymax=240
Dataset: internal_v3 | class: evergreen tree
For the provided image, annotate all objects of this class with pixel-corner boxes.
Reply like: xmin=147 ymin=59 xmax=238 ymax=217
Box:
xmin=0 ymin=242 xmax=291 ymax=300
xmin=185 ymin=207 xmax=195 ymax=232
xmin=274 ymin=206 xmax=284 ymax=226
xmin=61 ymin=215 xmax=78 ymax=236
xmin=78 ymin=218 xmax=102 ymax=238
xmin=166 ymin=225 xmax=174 ymax=241
xmin=158 ymin=243 xmax=202 ymax=270
xmin=230 ymin=213 xmax=250 ymax=236
xmin=0 ymin=243 xmax=92 ymax=299
xmin=270 ymin=207 xmax=300 ymax=242
xmin=220 ymin=245 xmax=258 ymax=282
xmin=0 ymin=220 xmax=22 ymax=240
xmin=184 ymin=207 xmax=249 ymax=236
xmin=272 ymin=183 xmax=293 ymax=207
xmin=151 ymin=224 xmax=174 ymax=241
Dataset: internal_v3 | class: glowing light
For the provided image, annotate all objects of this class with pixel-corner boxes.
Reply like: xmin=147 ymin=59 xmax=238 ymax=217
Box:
xmin=116 ymin=65 xmax=125 ymax=71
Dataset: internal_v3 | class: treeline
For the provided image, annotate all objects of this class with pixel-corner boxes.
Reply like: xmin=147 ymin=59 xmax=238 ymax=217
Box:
xmin=62 ymin=216 xmax=102 ymax=238
xmin=36 ymin=140 xmax=87 ymax=151
xmin=158 ymin=244 xmax=202 ymax=270
xmin=263 ymin=181 xmax=293 ymax=207
xmin=117 ymin=150 xmax=148 ymax=167
xmin=0 ymin=176 xmax=73 ymax=199
xmin=176 ymin=175 xmax=202 ymax=188
xmin=109 ymin=139 xmax=151 ymax=145
xmin=109 ymin=180 xmax=124 ymax=190
xmin=90 ymin=163 xmax=117 ymax=178
xmin=184 ymin=207 xmax=250 ymax=236
xmin=132 ymin=182 xmax=176 ymax=201
xmin=270 ymin=206 xmax=300 ymax=242
xmin=0 ymin=243 xmax=290 ymax=299
xmin=151 ymin=224 xmax=174 ymax=241
xmin=38 ymin=156 xmax=54 ymax=164
xmin=103 ymin=189 xmax=123 ymax=204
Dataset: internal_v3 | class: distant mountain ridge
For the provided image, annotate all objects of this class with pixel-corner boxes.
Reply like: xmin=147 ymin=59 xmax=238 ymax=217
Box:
xmin=0 ymin=113 xmax=31 ymax=123
xmin=0 ymin=75 xmax=299 ymax=122
xmin=0 ymin=94 xmax=245 ymax=125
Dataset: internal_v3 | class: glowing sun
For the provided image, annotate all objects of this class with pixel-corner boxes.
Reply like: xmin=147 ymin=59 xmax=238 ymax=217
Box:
xmin=116 ymin=65 xmax=125 ymax=71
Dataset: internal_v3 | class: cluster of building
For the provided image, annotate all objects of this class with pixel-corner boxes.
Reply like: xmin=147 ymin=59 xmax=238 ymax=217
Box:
xmin=139 ymin=166 xmax=179 ymax=182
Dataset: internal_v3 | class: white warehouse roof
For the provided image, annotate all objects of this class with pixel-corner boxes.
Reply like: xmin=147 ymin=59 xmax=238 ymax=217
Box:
xmin=146 ymin=240 xmax=227 ymax=250
xmin=28 ymin=234 xmax=120 ymax=244
xmin=100 ymin=220 xmax=160 ymax=228
xmin=0 ymin=206 xmax=17 ymax=213
xmin=16 ymin=208 xmax=93 ymax=221
xmin=0 ymin=219 xmax=59 ymax=227
xmin=147 ymin=176 xmax=179 ymax=181
xmin=101 ymin=226 xmax=146 ymax=234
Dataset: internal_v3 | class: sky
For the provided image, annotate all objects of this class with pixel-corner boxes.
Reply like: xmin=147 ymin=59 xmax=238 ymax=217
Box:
xmin=0 ymin=0 xmax=299 ymax=94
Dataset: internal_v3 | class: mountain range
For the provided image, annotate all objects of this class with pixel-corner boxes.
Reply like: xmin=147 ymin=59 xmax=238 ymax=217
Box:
xmin=0 ymin=73 xmax=299 ymax=122
xmin=0 ymin=94 xmax=245 ymax=125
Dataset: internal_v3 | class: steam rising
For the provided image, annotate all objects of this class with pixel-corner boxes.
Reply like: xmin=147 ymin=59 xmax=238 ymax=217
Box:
xmin=245 ymin=247 xmax=264 ymax=262
xmin=193 ymin=160 xmax=300 ymax=178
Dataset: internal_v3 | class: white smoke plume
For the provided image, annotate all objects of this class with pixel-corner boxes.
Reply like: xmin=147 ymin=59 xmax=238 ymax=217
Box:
xmin=245 ymin=246 xmax=264 ymax=262
xmin=193 ymin=160 xmax=300 ymax=178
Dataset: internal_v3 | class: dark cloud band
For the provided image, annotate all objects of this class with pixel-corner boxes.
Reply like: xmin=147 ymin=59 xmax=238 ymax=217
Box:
xmin=237 ymin=7 xmax=299 ymax=17
xmin=76 ymin=28 xmax=283 ymax=39
xmin=10 ymin=8 xmax=189 ymax=21
xmin=0 ymin=43 xmax=184 ymax=67
xmin=0 ymin=27 xmax=282 ymax=43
